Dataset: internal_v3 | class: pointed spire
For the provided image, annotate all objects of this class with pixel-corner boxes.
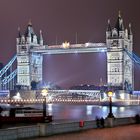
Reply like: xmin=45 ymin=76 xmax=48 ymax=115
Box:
xmin=25 ymin=20 xmax=34 ymax=37
xmin=120 ymin=19 xmax=124 ymax=30
xmin=18 ymin=27 xmax=20 ymax=31
xmin=17 ymin=27 xmax=21 ymax=38
xmin=118 ymin=10 xmax=121 ymax=18
xmin=33 ymin=34 xmax=38 ymax=44
xmin=40 ymin=30 xmax=43 ymax=39
xmin=16 ymin=27 xmax=21 ymax=44
xmin=28 ymin=19 xmax=32 ymax=26
xmin=128 ymin=23 xmax=132 ymax=35
xmin=39 ymin=30 xmax=43 ymax=45
xmin=115 ymin=11 xmax=124 ymax=31
xmin=125 ymin=28 xmax=128 ymax=38
xmin=21 ymin=35 xmax=25 ymax=44
xmin=107 ymin=19 xmax=112 ymax=31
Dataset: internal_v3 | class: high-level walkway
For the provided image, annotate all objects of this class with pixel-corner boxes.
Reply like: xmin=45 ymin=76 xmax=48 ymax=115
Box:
xmin=28 ymin=124 xmax=140 ymax=140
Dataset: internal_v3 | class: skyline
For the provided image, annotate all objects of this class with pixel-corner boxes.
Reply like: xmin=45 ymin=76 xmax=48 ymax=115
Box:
xmin=0 ymin=0 xmax=140 ymax=89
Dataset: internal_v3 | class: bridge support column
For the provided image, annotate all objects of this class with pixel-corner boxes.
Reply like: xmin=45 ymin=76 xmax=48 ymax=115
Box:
xmin=39 ymin=124 xmax=46 ymax=136
xmin=106 ymin=118 xmax=115 ymax=127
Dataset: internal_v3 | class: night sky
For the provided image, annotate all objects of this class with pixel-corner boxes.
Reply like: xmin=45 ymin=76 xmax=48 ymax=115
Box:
xmin=0 ymin=0 xmax=140 ymax=89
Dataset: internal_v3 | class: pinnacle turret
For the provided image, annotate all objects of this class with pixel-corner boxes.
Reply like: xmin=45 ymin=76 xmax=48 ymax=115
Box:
xmin=39 ymin=30 xmax=43 ymax=45
xmin=25 ymin=20 xmax=35 ymax=38
xmin=115 ymin=11 xmax=124 ymax=32
xmin=18 ymin=27 xmax=21 ymax=38
xmin=106 ymin=19 xmax=112 ymax=39
xmin=128 ymin=23 xmax=132 ymax=35
xmin=16 ymin=21 xmax=41 ymax=45
xmin=107 ymin=19 xmax=112 ymax=32
xmin=28 ymin=20 xmax=32 ymax=26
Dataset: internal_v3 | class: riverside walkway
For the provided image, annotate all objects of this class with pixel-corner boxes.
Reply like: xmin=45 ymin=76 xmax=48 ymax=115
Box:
xmin=28 ymin=124 xmax=140 ymax=140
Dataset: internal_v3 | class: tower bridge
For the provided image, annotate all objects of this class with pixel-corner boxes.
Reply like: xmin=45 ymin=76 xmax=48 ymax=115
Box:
xmin=0 ymin=12 xmax=136 ymax=101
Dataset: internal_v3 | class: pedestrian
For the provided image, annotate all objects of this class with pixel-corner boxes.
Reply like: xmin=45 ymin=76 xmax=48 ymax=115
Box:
xmin=135 ymin=114 xmax=140 ymax=124
xmin=96 ymin=116 xmax=100 ymax=128
xmin=100 ymin=117 xmax=105 ymax=128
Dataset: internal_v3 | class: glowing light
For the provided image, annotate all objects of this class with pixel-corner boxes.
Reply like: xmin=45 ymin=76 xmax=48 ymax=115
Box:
xmin=13 ymin=92 xmax=22 ymax=100
xmin=41 ymin=89 xmax=48 ymax=97
xmin=108 ymin=91 xmax=113 ymax=97
xmin=86 ymin=105 xmax=93 ymax=115
xmin=48 ymin=95 xmax=52 ymax=101
xmin=62 ymin=41 xmax=70 ymax=48
xmin=48 ymin=104 xmax=52 ymax=112
xmin=101 ymin=49 xmax=105 ymax=52
xmin=119 ymin=107 xmax=125 ymax=112
xmin=120 ymin=93 xmax=125 ymax=100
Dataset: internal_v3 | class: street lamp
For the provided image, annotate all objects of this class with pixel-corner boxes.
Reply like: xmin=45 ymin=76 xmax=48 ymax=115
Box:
xmin=41 ymin=89 xmax=48 ymax=118
xmin=107 ymin=91 xmax=114 ymax=118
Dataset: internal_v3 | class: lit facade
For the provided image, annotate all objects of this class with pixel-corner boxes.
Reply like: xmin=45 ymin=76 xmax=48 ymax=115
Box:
xmin=106 ymin=12 xmax=133 ymax=90
xmin=16 ymin=13 xmax=133 ymax=90
xmin=16 ymin=22 xmax=44 ymax=88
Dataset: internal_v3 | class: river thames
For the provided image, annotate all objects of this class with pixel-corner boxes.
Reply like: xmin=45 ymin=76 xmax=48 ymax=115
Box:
xmin=39 ymin=104 xmax=140 ymax=121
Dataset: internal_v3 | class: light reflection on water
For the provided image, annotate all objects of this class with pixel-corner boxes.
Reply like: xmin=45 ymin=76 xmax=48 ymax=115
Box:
xmin=47 ymin=104 xmax=52 ymax=114
xmin=44 ymin=104 xmax=140 ymax=121
xmin=86 ymin=105 xmax=93 ymax=115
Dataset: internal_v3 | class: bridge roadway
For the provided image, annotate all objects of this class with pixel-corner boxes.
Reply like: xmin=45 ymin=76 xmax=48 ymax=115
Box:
xmin=0 ymin=98 xmax=101 ymax=105
xmin=28 ymin=124 xmax=140 ymax=140
xmin=0 ymin=89 xmax=101 ymax=105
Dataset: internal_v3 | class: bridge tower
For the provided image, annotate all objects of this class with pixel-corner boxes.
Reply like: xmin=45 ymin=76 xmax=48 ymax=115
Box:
xmin=106 ymin=12 xmax=133 ymax=91
xmin=16 ymin=22 xmax=44 ymax=89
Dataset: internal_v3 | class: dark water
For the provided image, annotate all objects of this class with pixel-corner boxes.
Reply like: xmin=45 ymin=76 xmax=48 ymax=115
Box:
xmin=43 ymin=104 xmax=140 ymax=121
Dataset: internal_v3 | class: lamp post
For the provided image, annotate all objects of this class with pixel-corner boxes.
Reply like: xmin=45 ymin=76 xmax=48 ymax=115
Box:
xmin=41 ymin=89 xmax=48 ymax=118
xmin=107 ymin=91 xmax=114 ymax=118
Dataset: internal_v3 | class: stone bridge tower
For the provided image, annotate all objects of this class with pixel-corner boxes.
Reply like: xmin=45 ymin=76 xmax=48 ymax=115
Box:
xmin=106 ymin=12 xmax=133 ymax=91
xmin=16 ymin=22 xmax=44 ymax=89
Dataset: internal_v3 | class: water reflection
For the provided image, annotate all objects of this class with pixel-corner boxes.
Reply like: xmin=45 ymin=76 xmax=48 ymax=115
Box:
xmin=86 ymin=105 xmax=93 ymax=115
xmin=119 ymin=107 xmax=125 ymax=112
xmin=47 ymin=104 xmax=52 ymax=115
xmin=45 ymin=104 xmax=140 ymax=121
